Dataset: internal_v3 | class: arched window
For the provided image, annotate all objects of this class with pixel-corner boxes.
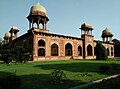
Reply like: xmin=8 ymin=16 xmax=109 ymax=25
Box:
xmin=51 ymin=43 xmax=58 ymax=56
xmin=38 ymin=40 xmax=45 ymax=46
xmin=65 ymin=43 xmax=72 ymax=56
xmin=38 ymin=48 xmax=45 ymax=56
xmin=78 ymin=46 xmax=82 ymax=56
xmin=107 ymin=48 xmax=109 ymax=56
xmin=87 ymin=44 xmax=92 ymax=56
xmin=111 ymin=47 xmax=113 ymax=56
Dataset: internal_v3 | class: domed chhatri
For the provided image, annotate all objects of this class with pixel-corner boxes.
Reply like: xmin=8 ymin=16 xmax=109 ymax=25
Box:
xmin=4 ymin=32 xmax=11 ymax=38
xmin=101 ymin=28 xmax=113 ymax=42
xmin=102 ymin=28 xmax=113 ymax=35
xmin=9 ymin=26 xmax=19 ymax=34
xmin=27 ymin=3 xmax=49 ymax=30
xmin=81 ymin=23 xmax=93 ymax=29
xmin=30 ymin=3 xmax=46 ymax=15
xmin=11 ymin=26 xmax=19 ymax=30
xmin=80 ymin=23 xmax=93 ymax=36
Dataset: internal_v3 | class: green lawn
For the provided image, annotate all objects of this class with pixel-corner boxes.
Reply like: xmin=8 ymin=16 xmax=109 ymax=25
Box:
xmin=0 ymin=59 xmax=120 ymax=89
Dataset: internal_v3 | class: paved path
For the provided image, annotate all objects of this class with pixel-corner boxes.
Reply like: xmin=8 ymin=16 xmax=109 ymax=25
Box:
xmin=69 ymin=74 xmax=120 ymax=89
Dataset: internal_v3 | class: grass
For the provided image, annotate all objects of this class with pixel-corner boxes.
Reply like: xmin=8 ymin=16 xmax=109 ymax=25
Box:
xmin=0 ymin=59 xmax=120 ymax=89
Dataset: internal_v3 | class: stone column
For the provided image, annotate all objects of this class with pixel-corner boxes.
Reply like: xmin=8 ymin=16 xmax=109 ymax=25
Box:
xmin=37 ymin=19 xmax=40 ymax=28
xmin=29 ymin=22 xmax=31 ymax=29
xmin=32 ymin=19 xmax=34 ymax=28
xmin=110 ymin=37 xmax=112 ymax=42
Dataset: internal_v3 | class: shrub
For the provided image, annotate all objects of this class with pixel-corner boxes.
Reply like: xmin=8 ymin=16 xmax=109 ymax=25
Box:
xmin=50 ymin=70 xmax=67 ymax=84
xmin=0 ymin=74 xmax=21 ymax=89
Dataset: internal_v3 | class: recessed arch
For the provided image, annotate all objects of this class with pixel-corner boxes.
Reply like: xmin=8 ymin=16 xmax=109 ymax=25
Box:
xmin=94 ymin=46 xmax=96 ymax=55
xmin=51 ymin=43 xmax=58 ymax=56
xmin=38 ymin=48 xmax=45 ymax=56
xmin=111 ymin=47 xmax=113 ymax=51
xmin=78 ymin=45 xmax=82 ymax=56
xmin=111 ymin=47 xmax=113 ymax=56
xmin=65 ymin=43 xmax=72 ymax=56
xmin=107 ymin=48 xmax=109 ymax=56
xmin=38 ymin=39 xmax=45 ymax=46
xmin=87 ymin=44 xmax=92 ymax=56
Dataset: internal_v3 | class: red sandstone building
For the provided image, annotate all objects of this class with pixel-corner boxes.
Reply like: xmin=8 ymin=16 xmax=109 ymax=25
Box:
xmin=4 ymin=3 xmax=114 ymax=61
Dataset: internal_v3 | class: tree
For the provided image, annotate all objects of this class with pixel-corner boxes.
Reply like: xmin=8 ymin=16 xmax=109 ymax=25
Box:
xmin=112 ymin=39 xmax=120 ymax=57
xmin=0 ymin=39 xmax=13 ymax=64
xmin=95 ymin=41 xmax=108 ymax=60
xmin=1 ymin=49 xmax=13 ymax=64
xmin=13 ymin=46 xmax=32 ymax=63
xmin=0 ymin=38 xmax=4 ymax=60
xmin=0 ymin=38 xmax=33 ymax=63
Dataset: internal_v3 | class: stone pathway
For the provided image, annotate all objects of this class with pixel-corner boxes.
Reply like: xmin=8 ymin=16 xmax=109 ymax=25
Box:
xmin=69 ymin=74 xmax=120 ymax=89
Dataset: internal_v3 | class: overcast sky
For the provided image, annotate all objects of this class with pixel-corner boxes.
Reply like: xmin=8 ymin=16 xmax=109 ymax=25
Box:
xmin=0 ymin=0 xmax=120 ymax=40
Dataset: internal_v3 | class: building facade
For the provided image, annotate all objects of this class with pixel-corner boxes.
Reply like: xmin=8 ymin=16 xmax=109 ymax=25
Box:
xmin=4 ymin=3 xmax=114 ymax=61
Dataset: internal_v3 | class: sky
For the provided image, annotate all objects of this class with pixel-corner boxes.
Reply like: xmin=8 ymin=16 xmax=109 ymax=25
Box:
xmin=0 ymin=0 xmax=120 ymax=40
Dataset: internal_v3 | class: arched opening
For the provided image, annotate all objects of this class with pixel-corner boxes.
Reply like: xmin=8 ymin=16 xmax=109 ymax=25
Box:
xmin=111 ymin=47 xmax=113 ymax=56
xmin=94 ymin=47 xmax=96 ymax=55
xmin=107 ymin=48 xmax=109 ymax=56
xmin=65 ymin=43 xmax=72 ymax=56
xmin=87 ymin=44 xmax=92 ymax=56
xmin=38 ymin=39 xmax=45 ymax=46
xmin=38 ymin=48 xmax=45 ymax=56
xmin=78 ymin=46 xmax=82 ymax=56
xmin=33 ymin=23 xmax=37 ymax=28
xmin=40 ymin=23 xmax=43 ymax=29
xmin=51 ymin=43 xmax=58 ymax=56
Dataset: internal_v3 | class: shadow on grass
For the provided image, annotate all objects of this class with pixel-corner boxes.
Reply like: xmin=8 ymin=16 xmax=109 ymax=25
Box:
xmin=20 ymin=74 xmax=83 ymax=89
xmin=34 ymin=62 xmax=120 ymax=73
xmin=0 ymin=71 xmax=83 ymax=89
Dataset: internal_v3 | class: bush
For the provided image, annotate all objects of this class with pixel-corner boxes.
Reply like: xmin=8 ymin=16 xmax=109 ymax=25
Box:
xmin=0 ymin=74 xmax=21 ymax=89
xmin=50 ymin=70 xmax=67 ymax=84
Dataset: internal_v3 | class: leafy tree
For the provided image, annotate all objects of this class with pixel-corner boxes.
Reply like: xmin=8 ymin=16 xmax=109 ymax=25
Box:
xmin=1 ymin=49 xmax=13 ymax=64
xmin=0 ymin=38 xmax=4 ymax=47
xmin=13 ymin=46 xmax=32 ymax=63
xmin=95 ymin=41 xmax=108 ymax=60
xmin=112 ymin=39 xmax=120 ymax=57
xmin=0 ymin=38 xmax=4 ymax=60
xmin=0 ymin=38 xmax=33 ymax=63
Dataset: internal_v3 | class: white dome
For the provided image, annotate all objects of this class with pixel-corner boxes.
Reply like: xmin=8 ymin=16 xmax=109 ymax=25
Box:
xmin=30 ymin=3 xmax=46 ymax=14
xmin=102 ymin=28 xmax=112 ymax=35
xmin=4 ymin=32 xmax=11 ymax=38
xmin=81 ymin=23 xmax=93 ymax=29
xmin=11 ymin=26 xmax=19 ymax=30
